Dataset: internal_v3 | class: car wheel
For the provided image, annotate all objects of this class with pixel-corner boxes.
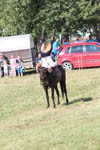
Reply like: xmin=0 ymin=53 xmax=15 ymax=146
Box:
xmin=62 ymin=62 xmax=73 ymax=71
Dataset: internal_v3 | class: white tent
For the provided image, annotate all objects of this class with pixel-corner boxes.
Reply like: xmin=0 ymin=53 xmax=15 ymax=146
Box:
xmin=0 ymin=34 xmax=34 ymax=52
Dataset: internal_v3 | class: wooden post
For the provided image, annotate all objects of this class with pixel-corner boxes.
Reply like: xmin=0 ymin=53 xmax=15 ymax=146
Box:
xmin=80 ymin=55 xmax=83 ymax=69
xmin=78 ymin=56 xmax=80 ymax=71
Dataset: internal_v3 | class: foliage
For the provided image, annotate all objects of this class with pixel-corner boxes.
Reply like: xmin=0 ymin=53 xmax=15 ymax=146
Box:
xmin=0 ymin=0 xmax=100 ymax=45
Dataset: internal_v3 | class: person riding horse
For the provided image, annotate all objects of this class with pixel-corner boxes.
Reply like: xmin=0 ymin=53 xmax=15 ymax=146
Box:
xmin=39 ymin=28 xmax=69 ymax=108
xmin=40 ymin=27 xmax=57 ymax=71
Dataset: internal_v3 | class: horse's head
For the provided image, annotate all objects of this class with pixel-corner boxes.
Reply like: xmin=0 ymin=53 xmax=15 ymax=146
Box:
xmin=40 ymin=67 xmax=49 ymax=86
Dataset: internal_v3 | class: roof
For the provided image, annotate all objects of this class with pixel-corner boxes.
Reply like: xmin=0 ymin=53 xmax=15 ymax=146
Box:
xmin=63 ymin=42 xmax=98 ymax=48
xmin=0 ymin=34 xmax=34 ymax=52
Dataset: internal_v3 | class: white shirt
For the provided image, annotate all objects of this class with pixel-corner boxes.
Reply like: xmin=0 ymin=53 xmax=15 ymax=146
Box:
xmin=41 ymin=56 xmax=57 ymax=68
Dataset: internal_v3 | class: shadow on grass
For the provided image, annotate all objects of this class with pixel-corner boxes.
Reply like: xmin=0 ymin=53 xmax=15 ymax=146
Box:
xmin=74 ymin=66 xmax=100 ymax=71
xmin=62 ymin=97 xmax=93 ymax=106
xmin=23 ymin=69 xmax=37 ymax=76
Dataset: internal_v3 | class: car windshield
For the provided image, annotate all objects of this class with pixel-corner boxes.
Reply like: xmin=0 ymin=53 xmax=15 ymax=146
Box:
xmin=58 ymin=47 xmax=63 ymax=54
xmin=65 ymin=47 xmax=70 ymax=53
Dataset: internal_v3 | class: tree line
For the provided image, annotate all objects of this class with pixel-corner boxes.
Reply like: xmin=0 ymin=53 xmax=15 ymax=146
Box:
xmin=0 ymin=0 xmax=100 ymax=47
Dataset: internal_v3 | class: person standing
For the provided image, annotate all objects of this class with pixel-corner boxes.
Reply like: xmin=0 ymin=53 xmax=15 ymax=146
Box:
xmin=97 ymin=34 xmax=100 ymax=43
xmin=0 ymin=53 xmax=3 ymax=78
xmin=35 ymin=53 xmax=41 ymax=73
xmin=10 ymin=55 xmax=16 ymax=77
xmin=51 ymin=36 xmax=60 ymax=61
xmin=3 ymin=55 xmax=9 ymax=77
xmin=40 ymin=27 xmax=57 ymax=70
xmin=62 ymin=35 xmax=70 ymax=46
xmin=75 ymin=34 xmax=83 ymax=43
xmin=86 ymin=35 xmax=96 ymax=42
xmin=16 ymin=56 xmax=23 ymax=76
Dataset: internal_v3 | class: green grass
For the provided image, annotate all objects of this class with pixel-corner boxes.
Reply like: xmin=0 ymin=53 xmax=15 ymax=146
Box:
xmin=0 ymin=68 xmax=100 ymax=150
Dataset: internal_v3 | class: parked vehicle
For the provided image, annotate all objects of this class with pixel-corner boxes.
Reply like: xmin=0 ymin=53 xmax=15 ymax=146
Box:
xmin=57 ymin=42 xmax=100 ymax=70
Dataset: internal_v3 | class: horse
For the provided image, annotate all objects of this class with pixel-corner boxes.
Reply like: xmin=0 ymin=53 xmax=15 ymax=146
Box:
xmin=40 ymin=65 xmax=69 ymax=108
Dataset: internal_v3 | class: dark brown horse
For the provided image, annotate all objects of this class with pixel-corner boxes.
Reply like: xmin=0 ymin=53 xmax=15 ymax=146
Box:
xmin=40 ymin=65 xmax=69 ymax=108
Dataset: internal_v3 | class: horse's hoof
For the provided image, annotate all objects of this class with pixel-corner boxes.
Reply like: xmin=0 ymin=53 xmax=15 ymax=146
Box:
xmin=53 ymin=104 xmax=56 ymax=108
xmin=47 ymin=105 xmax=50 ymax=108
xmin=62 ymin=95 xmax=64 ymax=98
xmin=66 ymin=99 xmax=69 ymax=104
xmin=57 ymin=102 xmax=60 ymax=105
xmin=65 ymin=101 xmax=69 ymax=105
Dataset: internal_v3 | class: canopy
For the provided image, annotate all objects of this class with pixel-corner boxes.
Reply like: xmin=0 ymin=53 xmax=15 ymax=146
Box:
xmin=0 ymin=34 xmax=34 ymax=52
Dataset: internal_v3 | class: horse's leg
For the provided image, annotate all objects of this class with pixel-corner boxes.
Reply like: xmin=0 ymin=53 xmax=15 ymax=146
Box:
xmin=63 ymin=83 xmax=69 ymax=104
xmin=60 ymin=81 xmax=64 ymax=98
xmin=51 ymin=87 xmax=56 ymax=108
xmin=55 ymin=85 xmax=60 ymax=105
xmin=43 ymin=86 xmax=50 ymax=108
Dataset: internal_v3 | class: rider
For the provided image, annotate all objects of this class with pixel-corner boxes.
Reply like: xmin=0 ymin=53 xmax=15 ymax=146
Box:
xmin=51 ymin=35 xmax=60 ymax=61
xmin=40 ymin=27 xmax=57 ymax=71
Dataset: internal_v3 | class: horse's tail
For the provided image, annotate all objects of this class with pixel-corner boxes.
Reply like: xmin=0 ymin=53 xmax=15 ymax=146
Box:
xmin=60 ymin=69 xmax=67 ymax=98
xmin=60 ymin=81 xmax=64 ymax=97
xmin=57 ymin=65 xmax=66 ymax=97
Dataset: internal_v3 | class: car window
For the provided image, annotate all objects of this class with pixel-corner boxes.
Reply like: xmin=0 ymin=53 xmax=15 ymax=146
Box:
xmin=65 ymin=47 xmax=70 ymax=53
xmin=96 ymin=42 xmax=100 ymax=46
xmin=71 ymin=45 xmax=83 ymax=53
xmin=85 ymin=45 xmax=100 ymax=52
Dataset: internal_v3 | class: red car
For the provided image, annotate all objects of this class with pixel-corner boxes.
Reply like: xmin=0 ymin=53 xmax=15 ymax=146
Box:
xmin=57 ymin=42 xmax=100 ymax=70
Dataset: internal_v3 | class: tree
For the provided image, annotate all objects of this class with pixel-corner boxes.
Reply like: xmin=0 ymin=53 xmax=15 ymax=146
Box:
xmin=0 ymin=0 xmax=100 ymax=46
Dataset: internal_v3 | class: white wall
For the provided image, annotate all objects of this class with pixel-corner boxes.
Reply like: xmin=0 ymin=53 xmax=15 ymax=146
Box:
xmin=0 ymin=34 xmax=34 ymax=52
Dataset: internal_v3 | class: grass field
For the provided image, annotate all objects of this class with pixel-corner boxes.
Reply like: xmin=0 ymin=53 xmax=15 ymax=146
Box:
xmin=0 ymin=68 xmax=100 ymax=150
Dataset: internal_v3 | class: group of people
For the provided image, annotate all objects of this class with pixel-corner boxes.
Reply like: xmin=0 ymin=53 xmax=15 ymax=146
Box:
xmin=0 ymin=54 xmax=23 ymax=78
xmin=74 ymin=34 xmax=97 ymax=43
xmin=36 ymin=28 xmax=100 ymax=73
